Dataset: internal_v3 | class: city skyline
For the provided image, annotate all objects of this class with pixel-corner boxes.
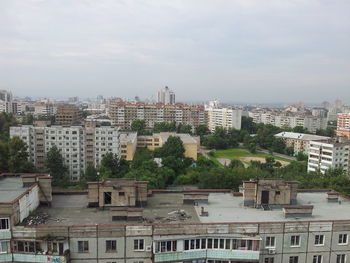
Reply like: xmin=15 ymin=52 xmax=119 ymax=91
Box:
xmin=1 ymin=0 xmax=350 ymax=103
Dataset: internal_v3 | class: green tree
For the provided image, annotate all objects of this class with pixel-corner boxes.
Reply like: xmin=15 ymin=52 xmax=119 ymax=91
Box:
xmin=131 ymin=120 xmax=147 ymax=134
xmin=99 ymin=152 xmax=130 ymax=178
xmin=228 ymin=159 xmax=244 ymax=169
xmin=153 ymin=121 xmax=176 ymax=133
xmin=0 ymin=112 xmax=17 ymax=140
xmin=79 ymin=164 xmax=99 ymax=188
xmin=45 ymin=146 xmax=69 ymax=187
xmin=195 ymin=125 xmax=209 ymax=137
xmin=154 ymin=136 xmax=185 ymax=159
xmin=177 ymin=124 xmax=192 ymax=134
xmin=7 ymin=136 xmax=35 ymax=172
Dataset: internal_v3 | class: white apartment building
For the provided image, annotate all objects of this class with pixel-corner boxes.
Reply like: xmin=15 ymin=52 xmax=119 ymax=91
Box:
xmin=249 ymin=111 xmax=327 ymax=133
xmin=0 ymin=90 xmax=13 ymax=114
xmin=205 ymin=101 xmax=242 ymax=132
xmin=308 ymin=138 xmax=350 ymax=175
xmin=10 ymin=125 xmax=120 ymax=181
xmin=157 ymin=86 xmax=175 ymax=105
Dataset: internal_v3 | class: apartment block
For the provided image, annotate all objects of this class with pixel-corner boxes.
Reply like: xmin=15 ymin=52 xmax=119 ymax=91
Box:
xmin=109 ymin=101 xmax=206 ymax=129
xmin=55 ymin=105 xmax=83 ymax=125
xmin=206 ymin=108 xmax=242 ymax=132
xmin=249 ymin=111 xmax=327 ymax=133
xmin=308 ymin=138 xmax=350 ymax=175
xmin=137 ymin=132 xmax=200 ymax=160
xmin=10 ymin=124 xmax=121 ymax=181
xmin=275 ymin=132 xmax=330 ymax=154
xmin=337 ymin=113 xmax=350 ymax=139
xmin=2 ymin=175 xmax=350 ymax=263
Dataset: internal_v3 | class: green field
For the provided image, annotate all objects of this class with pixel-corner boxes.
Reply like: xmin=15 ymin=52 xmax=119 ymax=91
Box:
xmin=210 ymin=148 xmax=292 ymax=164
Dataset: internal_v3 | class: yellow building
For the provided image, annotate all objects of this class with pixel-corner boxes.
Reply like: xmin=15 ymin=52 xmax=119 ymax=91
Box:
xmin=137 ymin=132 xmax=199 ymax=160
xmin=119 ymin=132 xmax=138 ymax=161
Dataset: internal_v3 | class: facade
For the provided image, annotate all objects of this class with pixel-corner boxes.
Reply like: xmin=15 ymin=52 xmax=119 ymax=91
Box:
xmin=157 ymin=86 xmax=175 ymax=105
xmin=206 ymin=107 xmax=242 ymax=132
xmin=109 ymin=102 xmax=206 ymax=129
xmin=10 ymin=124 xmax=121 ymax=181
xmin=55 ymin=105 xmax=83 ymax=126
xmin=119 ymin=132 xmax=138 ymax=161
xmin=307 ymin=138 xmax=350 ymax=175
xmin=249 ymin=111 xmax=327 ymax=133
xmin=137 ymin=132 xmax=199 ymax=160
xmin=337 ymin=113 xmax=350 ymax=139
xmin=275 ymin=132 xmax=330 ymax=154
xmin=2 ymin=175 xmax=350 ymax=263
xmin=0 ymin=90 xmax=13 ymax=114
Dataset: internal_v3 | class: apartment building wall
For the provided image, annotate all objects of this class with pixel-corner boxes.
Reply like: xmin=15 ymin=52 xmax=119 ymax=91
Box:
xmin=308 ymin=140 xmax=350 ymax=175
xmin=207 ymin=108 xmax=242 ymax=132
xmin=10 ymin=125 xmax=120 ymax=181
xmin=109 ymin=102 xmax=206 ymax=129
xmin=337 ymin=113 xmax=350 ymax=139
xmin=2 ymin=220 xmax=350 ymax=263
xmin=249 ymin=112 xmax=327 ymax=133
xmin=55 ymin=105 xmax=83 ymax=125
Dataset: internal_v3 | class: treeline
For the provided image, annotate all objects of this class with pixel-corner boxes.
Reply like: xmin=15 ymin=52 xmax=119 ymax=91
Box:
xmin=0 ymin=113 xmax=36 ymax=173
xmin=129 ymin=120 xmax=209 ymax=136
xmin=202 ymin=116 xmax=333 ymax=159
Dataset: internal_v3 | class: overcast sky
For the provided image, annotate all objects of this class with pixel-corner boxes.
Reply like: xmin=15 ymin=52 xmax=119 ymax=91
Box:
xmin=0 ymin=0 xmax=349 ymax=104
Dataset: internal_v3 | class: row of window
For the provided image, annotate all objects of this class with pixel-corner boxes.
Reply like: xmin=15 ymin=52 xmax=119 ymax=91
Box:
xmin=182 ymin=238 xmax=259 ymax=252
xmin=78 ymin=239 xmax=144 ymax=253
xmin=265 ymin=254 xmax=347 ymax=263
xmin=264 ymin=234 xmax=348 ymax=248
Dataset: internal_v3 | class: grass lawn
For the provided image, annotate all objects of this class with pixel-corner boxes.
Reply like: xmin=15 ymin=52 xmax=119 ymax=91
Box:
xmin=212 ymin=148 xmax=292 ymax=163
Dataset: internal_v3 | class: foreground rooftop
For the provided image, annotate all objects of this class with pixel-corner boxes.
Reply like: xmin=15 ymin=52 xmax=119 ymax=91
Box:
xmin=27 ymin=190 xmax=350 ymax=226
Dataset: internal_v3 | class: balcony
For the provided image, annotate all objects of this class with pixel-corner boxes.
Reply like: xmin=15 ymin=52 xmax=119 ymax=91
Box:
xmin=154 ymin=250 xmax=260 ymax=262
xmin=0 ymin=251 xmax=70 ymax=263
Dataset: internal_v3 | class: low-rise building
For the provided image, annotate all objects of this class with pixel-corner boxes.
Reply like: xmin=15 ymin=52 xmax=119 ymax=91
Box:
xmin=2 ymin=175 xmax=350 ymax=263
xmin=119 ymin=132 xmax=138 ymax=161
xmin=275 ymin=132 xmax=330 ymax=154
xmin=308 ymin=138 xmax=350 ymax=175
xmin=137 ymin=132 xmax=199 ymax=160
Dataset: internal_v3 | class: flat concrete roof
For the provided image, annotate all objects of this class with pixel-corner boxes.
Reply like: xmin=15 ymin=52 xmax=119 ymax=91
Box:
xmin=26 ymin=191 xmax=350 ymax=226
xmin=0 ymin=177 xmax=29 ymax=203
xmin=33 ymin=193 xmax=199 ymax=226
xmin=195 ymin=192 xmax=350 ymax=223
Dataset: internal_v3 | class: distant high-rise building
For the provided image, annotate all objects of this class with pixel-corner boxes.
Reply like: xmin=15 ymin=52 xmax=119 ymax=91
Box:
xmin=0 ymin=90 xmax=13 ymax=113
xmin=157 ymin=86 xmax=175 ymax=105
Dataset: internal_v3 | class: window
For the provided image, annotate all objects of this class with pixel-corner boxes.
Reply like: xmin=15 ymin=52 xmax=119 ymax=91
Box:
xmin=106 ymin=240 xmax=117 ymax=252
xmin=313 ymin=255 xmax=322 ymax=263
xmin=13 ymin=241 xmax=35 ymax=253
xmin=265 ymin=258 xmax=274 ymax=263
xmin=290 ymin=235 xmax=300 ymax=247
xmin=0 ymin=241 xmax=8 ymax=253
xmin=337 ymin=254 xmax=346 ymax=263
xmin=289 ymin=256 xmax=298 ymax=263
xmin=265 ymin=237 xmax=275 ymax=248
xmin=78 ymin=241 xmax=89 ymax=253
xmin=314 ymin=235 xmax=324 ymax=246
xmin=119 ymin=192 xmax=125 ymax=196
xmin=0 ymin=219 xmax=9 ymax=230
xmin=134 ymin=239 xmax=144 ymax=251
xmin=104 ymin=192 xmax=112 ymax=205
xmin=155 ymin=241 xmax=177 ymax=253
xmin=339 ymin=234 xmax=348 ymax=245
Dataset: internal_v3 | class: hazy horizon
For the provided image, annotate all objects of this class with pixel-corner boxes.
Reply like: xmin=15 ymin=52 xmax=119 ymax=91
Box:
xmin=1 ymin=0 xmax=350 ymax=104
